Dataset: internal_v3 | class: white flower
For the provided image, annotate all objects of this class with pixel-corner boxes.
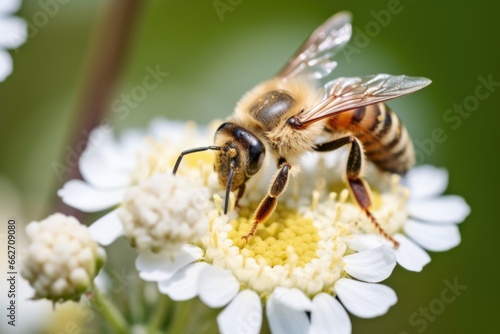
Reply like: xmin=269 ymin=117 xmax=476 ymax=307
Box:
xmin=57 ymin=125 xmax=144 ymax=213
xmin=78 ymin=119 xmax=469 ymax=333
xmin=136 ymin=197 xmax=398 ymax=334
xmin=58 ymin=119 xmax=218 ymax=246
xmin=128 ymin=131 xmax=406 ymax=333
xmin=344 ymin=165 xmax=470 ymax=272
xmin=0 ymin=0 xmax=26 ymax=81
xmin=21 ymin=213 xmax=106 ymax=302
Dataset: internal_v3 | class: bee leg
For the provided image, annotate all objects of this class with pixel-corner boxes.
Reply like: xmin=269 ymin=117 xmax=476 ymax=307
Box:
xmin=315 ymin=136 xmax=399 ymax=248
xmin=235 ymin=184 xmax=246 ymax=208
xmin=242 ymin=161 xmax=291 ymax=242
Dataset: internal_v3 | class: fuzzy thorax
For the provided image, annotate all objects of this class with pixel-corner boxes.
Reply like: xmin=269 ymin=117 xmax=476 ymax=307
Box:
xmin=232 ymin=77 xmax=324 ymax=160
xmin=265 ymin=120 xmax=324 ymax=159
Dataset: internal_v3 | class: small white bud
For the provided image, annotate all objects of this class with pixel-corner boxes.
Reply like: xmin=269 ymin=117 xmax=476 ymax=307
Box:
xmin=21 ymin=213 xmax=106 ymax=303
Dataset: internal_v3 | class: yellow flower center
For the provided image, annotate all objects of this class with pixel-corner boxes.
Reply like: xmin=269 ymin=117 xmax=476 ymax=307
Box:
xmin=204 ymin=194 xmax=348 ymax=297
xmin=203 ymin=173 xmax=409 ymax=297
xmin=228 ymin=202 xmax=320 ymax=268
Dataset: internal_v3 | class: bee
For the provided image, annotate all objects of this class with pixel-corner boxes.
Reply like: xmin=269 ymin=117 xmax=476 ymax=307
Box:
xmin=173 ymin=11 xmax=430 ymax=247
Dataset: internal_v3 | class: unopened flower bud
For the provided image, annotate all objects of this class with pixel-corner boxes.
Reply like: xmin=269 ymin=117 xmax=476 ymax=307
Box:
xmin=21 ymin=213 xmax=106 ymax=302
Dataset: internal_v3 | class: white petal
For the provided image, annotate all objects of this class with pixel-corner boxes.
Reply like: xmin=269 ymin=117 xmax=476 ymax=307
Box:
xmin=135 ymin=245 xmax=203 ymax=282
xmin=115 ymin=130 xmax=146 ymax=170
xmin=0 ymin=50 xmax=12 ymax=82
xmin=270 ymin=287 xmax=312 ymax=311
xmin=58 ymin=179 xmax=125 ymax=212
xmin=335 ymin=278 xmax=397 ymax=318
xmin=0 ymin=17 xmax=27 ymax=49
xmin=310 ymin=293 xmax=351 ymax=334
xmin=0 ymin=0 xmax=21 ymax=14
xmin=148 ymin=118 xmax=190 ymax=142
xmin=393 ymin=234 xmax=430 ymax=272
xmin=344 ymin=245 xmax=396 ymax=283
xmin=408 ymin=195 xmax=470 ymax=224
xmin=158 ymin=262 xmax=208 ymax=301
xmin=406 ymin=165 xmax=448 ymax=199
xmin=404 ymin=220 xmax=461 ymax=252
xmin=90 ymin=126 xmax=141 ymax=167
xmin=80 ymin=143 xmax=132 ymax=189
xmin=218 ymin=290 xmax=262 ymax=334
xmin=267 ymin=293 xmax=311 ymax=334
xmin=79 ymin=126 xmax=138 ymax=188
xmin=198 ymin=266 xmax=240 ymax=308
xmin=343 ymin=234 xmax=385 ymax=252
xmin=88 ymin=209 xmax=124 ymax=245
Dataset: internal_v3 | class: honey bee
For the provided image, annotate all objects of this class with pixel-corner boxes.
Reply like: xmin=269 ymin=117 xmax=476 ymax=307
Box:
xmin=173 ymin=11 xmax=430 ymax=246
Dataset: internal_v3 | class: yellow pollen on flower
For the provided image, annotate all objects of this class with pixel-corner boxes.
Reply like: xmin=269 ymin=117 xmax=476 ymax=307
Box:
xmin=132 ymin=131 xmax=216 ymax=183
xmin=213 ymin=194 xmax=223 ymax=216
xmin=227 ymin=202 xmax=320 ymax=268
xmin=179 ymin=151 xmax=214 ymax=170
xmin=311 ymin=190 xmax=320 ymax=211
xmin=329 ymin=192 xmax=337 ymax=203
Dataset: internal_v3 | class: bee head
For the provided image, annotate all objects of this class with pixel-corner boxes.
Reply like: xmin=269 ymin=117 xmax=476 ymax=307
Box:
xmin=172 ymin=122 xmax=265 ymax=214
xmin=214 ymin=123 xmax=266 ymax=211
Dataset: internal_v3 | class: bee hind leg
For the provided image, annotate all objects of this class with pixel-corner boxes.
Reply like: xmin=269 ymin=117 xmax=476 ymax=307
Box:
xmin=315 ymin=136 xmax=399 ymax=248
xmin=241 ymin=161 xmax=291 ymax=242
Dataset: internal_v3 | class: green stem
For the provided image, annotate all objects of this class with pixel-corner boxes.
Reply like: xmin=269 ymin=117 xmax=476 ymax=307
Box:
xmin=91 ymin=286 xmax=129 ymax=334
xmin=148 ymin=294 xmax=171 ymax=334
xmin=167 ymin=299 xmax=193 ymax=334
xmin=261 ymin=311 xmax=272 ymax=334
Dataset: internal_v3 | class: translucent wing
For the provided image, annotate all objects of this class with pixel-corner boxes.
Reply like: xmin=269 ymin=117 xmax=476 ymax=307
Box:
xmin=296 ymin=74 xmax=432 ymax=126
xmin=277 ymin=11 xmax=352 ymax=81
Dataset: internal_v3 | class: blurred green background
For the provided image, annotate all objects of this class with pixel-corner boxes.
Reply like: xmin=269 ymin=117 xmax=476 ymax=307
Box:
xmin=0 ymin=0 xmax=498 ymax=333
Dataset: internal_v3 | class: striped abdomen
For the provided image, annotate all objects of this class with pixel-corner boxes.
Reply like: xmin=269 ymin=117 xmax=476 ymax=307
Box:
xmin=326 ymin=103 xmax=415 ymax=174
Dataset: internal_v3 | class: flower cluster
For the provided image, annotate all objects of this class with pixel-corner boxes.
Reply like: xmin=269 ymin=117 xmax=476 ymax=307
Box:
xmin=22 ymin=118 xmax=470 ymax=333
xmin=51 ymin=119 xmax=469 ymax=333
xmin=119 ymin=173 xmax=211 ymax=254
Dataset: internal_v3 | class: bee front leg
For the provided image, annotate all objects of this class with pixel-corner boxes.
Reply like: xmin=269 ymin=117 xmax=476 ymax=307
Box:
xmin=235 ymin=183 xmax=246 ymax=208
xmin=242 ymin=160 xmax=291 ymax=242
xmin=315 ymin=136 xmax=399 ymax=248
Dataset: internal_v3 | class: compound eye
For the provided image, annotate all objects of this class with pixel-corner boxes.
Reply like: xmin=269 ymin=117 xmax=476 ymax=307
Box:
xmin=247 ymin=141 xmax=264 ymax=176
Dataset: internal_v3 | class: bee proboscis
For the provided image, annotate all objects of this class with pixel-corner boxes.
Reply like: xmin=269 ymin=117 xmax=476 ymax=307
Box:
xmin=173 ymin=11 xmax=431 ymax=247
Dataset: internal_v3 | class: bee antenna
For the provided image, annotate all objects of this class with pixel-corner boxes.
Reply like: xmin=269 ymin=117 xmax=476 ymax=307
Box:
xmin=172 ymin=146 xmax=221 ymax=175
xmin=224 ymin=159 xmax=236 ymax=214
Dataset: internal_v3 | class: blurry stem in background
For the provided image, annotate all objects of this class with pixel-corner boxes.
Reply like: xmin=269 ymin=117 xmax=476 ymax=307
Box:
xmin=52 ymin=0 xmax=146 ymax=217
xmin=148 ymin=294 xmax=171 ymax=334
xmin=89 ymin=286 xmax=129 ymax=334
xmin=167 ymin=299 xmax=194 ymax=333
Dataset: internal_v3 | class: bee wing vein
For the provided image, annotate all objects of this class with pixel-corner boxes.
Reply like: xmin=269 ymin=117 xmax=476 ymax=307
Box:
xmin=277 ymin=11 xmax=352 ymax=80
xmin=297 ymin=74 xmax=431 ymax=125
